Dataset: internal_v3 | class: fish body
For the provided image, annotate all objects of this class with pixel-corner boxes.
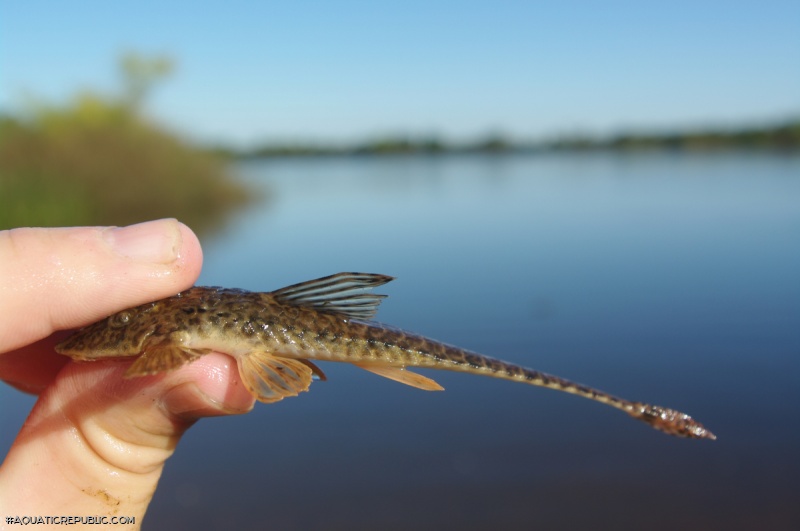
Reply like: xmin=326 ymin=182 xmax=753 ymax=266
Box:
xmin=56 ymin=272 xmax=715 ymax=440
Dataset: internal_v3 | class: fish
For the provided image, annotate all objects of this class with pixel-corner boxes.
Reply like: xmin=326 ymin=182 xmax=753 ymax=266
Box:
xmin=55 ymin=272 xmax=715 ymax=440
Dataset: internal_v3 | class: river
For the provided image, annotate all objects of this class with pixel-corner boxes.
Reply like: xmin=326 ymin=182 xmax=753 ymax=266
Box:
xmin=2 ymin=151 xmax=798 ymax=529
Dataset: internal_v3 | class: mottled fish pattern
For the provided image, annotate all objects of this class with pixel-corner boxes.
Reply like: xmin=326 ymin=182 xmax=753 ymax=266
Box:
xmin=56 ymin=273 xmax=715 ymax=439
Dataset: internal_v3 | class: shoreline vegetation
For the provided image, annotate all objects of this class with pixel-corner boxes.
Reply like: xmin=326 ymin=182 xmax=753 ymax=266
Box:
xmin=0 ymin=54 xmax=253 ymax=234
xmin=217 ymin=119 xmax=800 ymax=158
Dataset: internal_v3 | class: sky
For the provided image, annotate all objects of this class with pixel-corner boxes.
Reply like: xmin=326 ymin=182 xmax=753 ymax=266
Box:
xmin=2 ymin=1 xmax=799 ymax=147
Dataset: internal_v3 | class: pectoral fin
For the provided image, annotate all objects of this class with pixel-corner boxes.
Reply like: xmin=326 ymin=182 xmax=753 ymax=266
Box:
xmin=238 ymin=352 xmax=317 ymax=403
xmin=354 ymin=363 xmax=444 ymax=391
xmin=124 ymin=342 xmax=209 ymax=378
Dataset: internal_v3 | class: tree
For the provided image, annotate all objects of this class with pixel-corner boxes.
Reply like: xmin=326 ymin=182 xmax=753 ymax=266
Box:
xmin=118 ymin=52 xmax=175 ymax=111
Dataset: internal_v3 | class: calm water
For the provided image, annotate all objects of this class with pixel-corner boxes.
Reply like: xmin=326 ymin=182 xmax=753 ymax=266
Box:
xmin=2 ymin=151 xmax=799 ymax=529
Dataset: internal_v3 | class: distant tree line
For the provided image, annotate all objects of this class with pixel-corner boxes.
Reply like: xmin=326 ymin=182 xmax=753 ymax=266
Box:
xmin=217 ymin=118 xmax=800 ymax=158
xmin=549 ymin=120 xmax=800 ymax=152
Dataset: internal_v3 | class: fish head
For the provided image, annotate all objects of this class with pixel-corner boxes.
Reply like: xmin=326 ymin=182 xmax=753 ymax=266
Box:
xmin=55 ymin=301 xmax=162 ymax=360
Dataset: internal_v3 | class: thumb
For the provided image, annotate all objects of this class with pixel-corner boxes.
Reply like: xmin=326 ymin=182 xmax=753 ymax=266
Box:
xmin=0 ymin=219 xmax=202 ymax=393
xmin=0 ymin=219 xmax=203 ymax=353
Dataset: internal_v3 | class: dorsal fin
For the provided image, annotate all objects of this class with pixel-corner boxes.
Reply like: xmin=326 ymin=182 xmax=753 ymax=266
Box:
xmin=271 ymin=272 xmax=394 ymax=319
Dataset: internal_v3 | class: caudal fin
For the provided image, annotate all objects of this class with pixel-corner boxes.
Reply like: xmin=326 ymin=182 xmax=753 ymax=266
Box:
xmin=628 ymin=404 xmax=716 ymax=440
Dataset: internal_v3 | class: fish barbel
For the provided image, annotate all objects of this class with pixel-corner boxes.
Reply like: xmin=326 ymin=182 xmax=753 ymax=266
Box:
xmin=56 ymin=272 xmax=715 ymax=440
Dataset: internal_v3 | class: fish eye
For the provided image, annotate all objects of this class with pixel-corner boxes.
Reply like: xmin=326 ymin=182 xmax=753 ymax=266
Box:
xmin=110 ymin=311 xmax=133 ymax=328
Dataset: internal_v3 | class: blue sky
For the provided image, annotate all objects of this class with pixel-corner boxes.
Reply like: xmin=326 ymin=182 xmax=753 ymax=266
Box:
xmin=2 ymin=1 xmax=799 ymax=146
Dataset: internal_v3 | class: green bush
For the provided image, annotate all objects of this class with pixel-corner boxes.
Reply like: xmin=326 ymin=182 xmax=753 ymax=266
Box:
xmin=0 ymin=55 xmax=253 ymax=236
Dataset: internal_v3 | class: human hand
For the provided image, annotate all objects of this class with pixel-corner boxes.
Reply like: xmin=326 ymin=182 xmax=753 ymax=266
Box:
xmin=0 ymin=219 xmax=255 ymax=529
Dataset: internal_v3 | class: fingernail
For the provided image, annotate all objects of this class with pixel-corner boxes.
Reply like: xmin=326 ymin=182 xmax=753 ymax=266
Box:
xmin=103 ymin=219 xmax=182 ymax=264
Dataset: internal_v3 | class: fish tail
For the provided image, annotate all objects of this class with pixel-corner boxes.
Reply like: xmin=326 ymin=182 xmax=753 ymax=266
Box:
xmin=508 ymin=365 xmax=716 ymax=440
xmin=625 ymin=402 xmax=716 ymax=440
xmin=429 ymin=347 xmax=716 ymax=439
